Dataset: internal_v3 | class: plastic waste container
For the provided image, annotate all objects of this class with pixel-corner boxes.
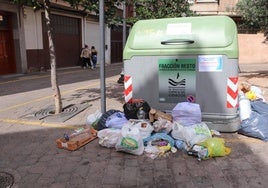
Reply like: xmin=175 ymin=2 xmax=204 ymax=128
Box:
xmin=123 ymin=16 xmax=240 ymax=132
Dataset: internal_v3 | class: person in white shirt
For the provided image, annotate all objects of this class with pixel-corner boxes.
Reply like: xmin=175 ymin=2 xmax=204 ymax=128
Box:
xmin=80 ymin=45 xmax=91 ymax=69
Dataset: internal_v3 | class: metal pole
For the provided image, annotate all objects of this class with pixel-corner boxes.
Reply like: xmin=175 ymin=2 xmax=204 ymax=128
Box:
xmin=123 ymin=1 xmax=126 ymax=48
xmin=99 ymin=0 xmax=106 ymax=113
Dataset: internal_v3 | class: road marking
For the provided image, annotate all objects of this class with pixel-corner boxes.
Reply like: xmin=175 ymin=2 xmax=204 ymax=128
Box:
xmin=0 ymin=118 xmax=77 ymax=129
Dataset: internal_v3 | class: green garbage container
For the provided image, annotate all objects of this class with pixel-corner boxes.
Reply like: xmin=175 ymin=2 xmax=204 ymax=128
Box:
xmin=123 ymin=15 xmax=240 ymax=132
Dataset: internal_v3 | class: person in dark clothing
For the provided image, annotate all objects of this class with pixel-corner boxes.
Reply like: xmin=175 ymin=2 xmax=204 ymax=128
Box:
xmin=91 ymin=46 xmax=98 ymax=69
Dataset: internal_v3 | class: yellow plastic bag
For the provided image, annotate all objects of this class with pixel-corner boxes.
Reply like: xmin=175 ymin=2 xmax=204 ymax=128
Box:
xmin=199 ymin=137 xmax=231 ymax=158
xmin=245 ymin=90 xmax=257 ymax=101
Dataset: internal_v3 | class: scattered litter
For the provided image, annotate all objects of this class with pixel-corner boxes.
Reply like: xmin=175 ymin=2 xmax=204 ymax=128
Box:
xmin=115 ymin=123 xmax=144 ymax=155
xmin=171 ymin=102 xmax=202 ymax=126
xmin=56 ymin=89 xmax=268 ymax=160
xmin=131 ymin=119 xmax=154 ymax=139
xmin=56 ymin=126 xmax=97 ymax=151
xmin=238 ymin=84 xmax=268 ymax=141
xmin=86 ymin=110 xmax=102 ymax=129
xmin=199 ymin=137 xmax=231 ymax=158
xmin=97 ymin=128 xmax=121 ymax=148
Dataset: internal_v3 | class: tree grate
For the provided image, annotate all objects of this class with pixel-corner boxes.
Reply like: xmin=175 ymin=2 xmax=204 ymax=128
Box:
xmin=21 ymin=103 xmax=91 ymax=122
xmin=0 ymin=172 xmax=14 ymax=188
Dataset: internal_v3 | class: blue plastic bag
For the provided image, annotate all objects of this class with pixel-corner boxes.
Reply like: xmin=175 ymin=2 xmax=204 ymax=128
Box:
xmin=238 ymin=111 xmax=268 ymax=141
xmin=105 ymin=112 xmax=128 ymax=129
xmin=251 ymin=100 xmax=268 ymax=115
xmin=143 ymin=133 xmax=175 ymax=147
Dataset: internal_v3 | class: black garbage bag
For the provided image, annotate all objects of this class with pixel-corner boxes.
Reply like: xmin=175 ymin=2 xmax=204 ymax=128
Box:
xmin=123 ymin=99 xmax=151 ymax=120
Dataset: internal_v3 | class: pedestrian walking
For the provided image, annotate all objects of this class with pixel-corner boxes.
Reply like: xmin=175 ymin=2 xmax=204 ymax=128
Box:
xmin=80 ymin=45 xmax=92 ymax=69
xmin=91 ymin=46 xmax=98 ymax=69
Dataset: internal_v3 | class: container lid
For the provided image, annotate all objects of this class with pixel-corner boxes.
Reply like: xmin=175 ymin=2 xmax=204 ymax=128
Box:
xmin=124 ymin=16 xmax=238 ymax=59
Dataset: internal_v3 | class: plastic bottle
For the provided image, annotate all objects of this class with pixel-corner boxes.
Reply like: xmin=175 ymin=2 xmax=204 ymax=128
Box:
xmin=64 ymin=127 xmax=88 ymax=141
xmin=137 ymin=107 xmax=146 ymax=119
xmin=238 ymin=91 xmax=252 ymax=121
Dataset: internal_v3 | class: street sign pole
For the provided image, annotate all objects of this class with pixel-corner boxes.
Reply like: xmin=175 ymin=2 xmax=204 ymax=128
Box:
xmin=123 ymin=1 xmax=126 ymax=48
xmin=99 ymin=0 xmax=106 ymax=113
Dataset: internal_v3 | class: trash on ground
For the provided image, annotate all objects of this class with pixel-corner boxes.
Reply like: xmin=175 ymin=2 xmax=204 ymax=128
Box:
xmin=149 ymin=108 xmax=173 ymax=122
xmin=97 ymin=128 xmax=121 ymax=148
xmin=81 ymin=99 xmax=235 ymax=161
xmin=115 ymin=123 xmax=144 ymax=155
xmin=56 ymin=126 xmax=97 ymax=151
xmin=57 ymin=84 xmax=267 ymax=159
xmin=171 ymin=102 xmax=202 ymax=127
xmin=238 ymin=83 xmax=268 ymax=141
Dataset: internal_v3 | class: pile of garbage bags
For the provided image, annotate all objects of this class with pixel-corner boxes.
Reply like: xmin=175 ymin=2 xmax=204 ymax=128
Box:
xmin=87 ymin=100 xmax=231 ymax=160
xmin=238 ymin=82 xmax=268 ymax=141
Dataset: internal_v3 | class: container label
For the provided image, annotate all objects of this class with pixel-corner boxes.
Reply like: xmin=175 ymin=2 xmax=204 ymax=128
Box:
xmin=198 ymin=55 xmax=223 ymax=72
xmin=166 ymin=23 xmax=192 ymax=35
xmin=158 ymin=58 xmax=196 ymax=103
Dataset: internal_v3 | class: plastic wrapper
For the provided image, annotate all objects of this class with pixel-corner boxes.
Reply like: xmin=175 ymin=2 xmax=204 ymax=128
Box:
xmin=97 ymin=128 xmax=121 ymax=148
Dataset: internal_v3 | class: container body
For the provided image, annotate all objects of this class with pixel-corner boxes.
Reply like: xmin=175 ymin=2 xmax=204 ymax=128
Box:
xmin=123 ymin=16 xmax=240 ymax=132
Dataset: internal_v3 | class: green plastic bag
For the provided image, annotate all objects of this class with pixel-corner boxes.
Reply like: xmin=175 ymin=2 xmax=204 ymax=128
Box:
xmin=199 ymin=137 xmax=231 ymax=158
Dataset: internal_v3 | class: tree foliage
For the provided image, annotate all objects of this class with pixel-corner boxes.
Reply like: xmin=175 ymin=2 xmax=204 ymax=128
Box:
xmin=64 ymin=0 xmax=195 ymax=26
xmin=236 ymin=0 xmax=268 ymax=30
xmin=13 ymin=0 xmax=194 ymax=26
xmin=11 ymin=0 xmax=42 ymax=9
xmin=64 ymin=0 xmax=122 ymax=26
xmin=127 ymin=0 xmax=195 ymax=24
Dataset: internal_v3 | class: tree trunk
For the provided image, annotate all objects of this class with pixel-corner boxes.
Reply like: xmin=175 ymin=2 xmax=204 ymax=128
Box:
xmin=44 ymin=0 xmax=62 ymax=114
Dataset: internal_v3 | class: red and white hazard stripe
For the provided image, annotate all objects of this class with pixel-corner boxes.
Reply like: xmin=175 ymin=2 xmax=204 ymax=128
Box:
xmin=226 ymin=77 xmax=238 ymax=108
xmin=124 ymin=75 xmax=133 ymax=103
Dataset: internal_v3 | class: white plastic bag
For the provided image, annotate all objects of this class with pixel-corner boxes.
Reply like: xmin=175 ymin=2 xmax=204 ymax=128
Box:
xmin=86 ymin=110 xmax=102 ymax=128
xmin=97 ymin=128 xmax=121 ymax=148
xmin=115 ymin=124 xmax=144 ymax=155
xmin=171 ymin=102 xmax=201 ymax=126
xmin=132 ymin=120 xmax=154 ymax=139
xmin=144 ymin=142 xmax=161 ymax=159
xmin=171 ymin=122 xmax=212 ymax=147
xmin=171 ymin=121 xmax=185 ymax=140
xmin=183 ymin=122 xmax=212 ymax=146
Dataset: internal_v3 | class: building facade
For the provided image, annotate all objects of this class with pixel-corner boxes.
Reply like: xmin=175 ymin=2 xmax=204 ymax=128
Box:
xmin=190 ymin=0 xmax=238 ymax=15
xmin=0 ymin=1 xmax=27 ymax=75
xmin=0 ymin=0 xmax=127 ymax=76
xmin=190 ymin=0 xmax=268 ymax=64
